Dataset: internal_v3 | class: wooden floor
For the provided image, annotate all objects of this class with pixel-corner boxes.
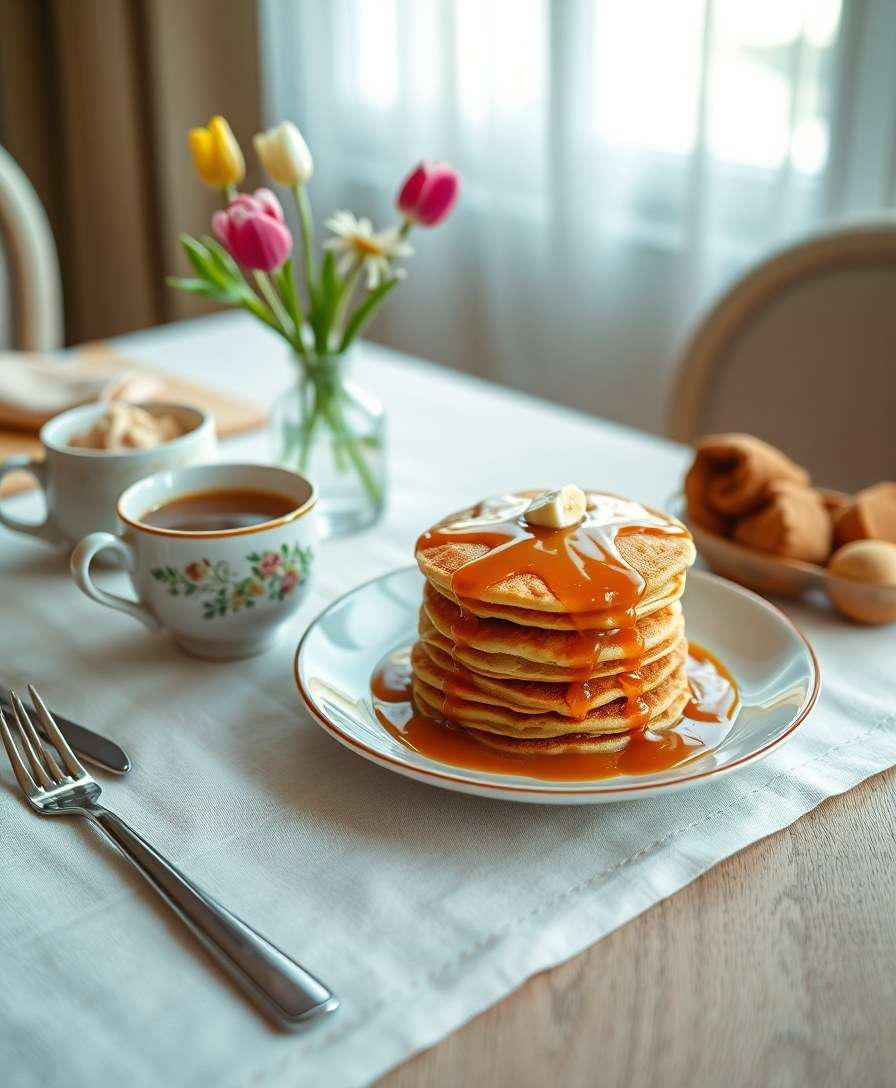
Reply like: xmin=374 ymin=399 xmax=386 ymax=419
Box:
xmin=381 ymin=767 xmax=896 ymax=1088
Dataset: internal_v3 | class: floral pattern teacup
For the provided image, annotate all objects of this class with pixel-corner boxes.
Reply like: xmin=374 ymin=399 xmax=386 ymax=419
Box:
xmin=70 ymin=464 xmax=318 ymax=659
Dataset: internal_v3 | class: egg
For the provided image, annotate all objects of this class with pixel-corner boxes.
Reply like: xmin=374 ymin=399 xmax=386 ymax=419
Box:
xmin=827 ymin=540 xmax=896 ymax=624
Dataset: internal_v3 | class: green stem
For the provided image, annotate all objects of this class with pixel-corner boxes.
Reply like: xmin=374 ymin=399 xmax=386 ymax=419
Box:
xmin=333 ymin=260 xmax=363 ymax=343
xmin=339 ymin=277 xmax=400 ymax=352
xmin=293 ymin=184 xmax=316 ymax=304
xmin=224 ymin=183 xmax=237 ymax=202
xmin=319 ymin=389 xmax=382 ymax=506
xmin=239 ymin=295 xmax=289 ymax=339
xmin=253 ymin=271 xmax=294 ymax=339
xmin=297 ymin=413 xmax=319 ymax=472
xmin=275 ymin=260 xmax=307 ymax=356
xmin=296 ymin=387 xmax=320 ymax=472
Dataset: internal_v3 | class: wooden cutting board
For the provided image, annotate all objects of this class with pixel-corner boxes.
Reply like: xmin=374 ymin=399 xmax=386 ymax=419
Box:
xmin=0 ymin=346 xmax=265 ymax=496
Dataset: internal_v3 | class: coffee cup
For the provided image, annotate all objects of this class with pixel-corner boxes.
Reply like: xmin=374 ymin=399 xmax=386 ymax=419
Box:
xmin=70 ymin=463 xmax=318 ymax=659
xmin=0 ymin=401 xmax=216 ymax=546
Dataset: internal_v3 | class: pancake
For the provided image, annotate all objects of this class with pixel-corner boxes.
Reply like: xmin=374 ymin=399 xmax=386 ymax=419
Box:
xmin=427 ymin=570 xmax=686 ymax=630
xmin=412 ymin=637 xmax=687 ymax=718
xmin=423 ymin=583 xmax=683 ymax=668
xmin=408 ymin=488 xmax=698 ymax=760
xmin=416 ymin=491 xmax=695 ymax=613
xmin=412 ymin=662 xmax=690 ymax=739
xmin=418 ymin=609 xmax=686 ymax=681
xmin=461 ymin=689 xmax=691 ymax=755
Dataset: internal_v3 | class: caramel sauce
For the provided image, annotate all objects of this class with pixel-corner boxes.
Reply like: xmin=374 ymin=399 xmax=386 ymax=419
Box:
xmin=417 ymin=494 xmax=683 ymax=615
xmin=617 ymin=670 xmax=650 ymax=729
xmin=370 ymin=643 xmax=738 ymax=782
xmin=417 ymin=493 xmax=685 ymax=725
xmin=449 ymin=609 xmax=484 ymax=645
xmin=683 ymin=642 xmax=739 ymax=722
xmin=370 ymin=658 xmax=414 ymax=703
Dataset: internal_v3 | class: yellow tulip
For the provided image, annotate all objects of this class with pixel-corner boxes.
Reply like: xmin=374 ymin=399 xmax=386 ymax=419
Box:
xmin=188 ymin=116 xmax=245 ymax=189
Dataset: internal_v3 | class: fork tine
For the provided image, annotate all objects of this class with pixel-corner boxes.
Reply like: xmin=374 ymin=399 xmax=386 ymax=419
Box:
xmin=0 ymin=706 xmax=37 ymax=794
xmin=27 ymin=685 xmax=85 ymax=779
xmin=9 ymin=691 xmax=62 ymax=787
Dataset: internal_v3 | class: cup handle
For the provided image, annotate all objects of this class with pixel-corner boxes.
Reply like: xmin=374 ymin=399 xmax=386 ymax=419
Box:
xmin=0 ymin=455 xmax=64 ymax=544
xmin=70 ymin=532 xmax=161 ymax=631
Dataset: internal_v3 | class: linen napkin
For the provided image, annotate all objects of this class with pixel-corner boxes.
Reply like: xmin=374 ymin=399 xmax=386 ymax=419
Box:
xmin=0 ymin=351 xmax=164 ymax=431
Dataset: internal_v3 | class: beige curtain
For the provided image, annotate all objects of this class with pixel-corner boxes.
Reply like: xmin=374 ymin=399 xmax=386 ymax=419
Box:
xmin=0 ymin=0 xmax=263 ymax=344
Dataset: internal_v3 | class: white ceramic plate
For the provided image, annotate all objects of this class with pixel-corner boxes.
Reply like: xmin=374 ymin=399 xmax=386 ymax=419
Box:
xmin=294 ymin=568 xmax=820 ymax=804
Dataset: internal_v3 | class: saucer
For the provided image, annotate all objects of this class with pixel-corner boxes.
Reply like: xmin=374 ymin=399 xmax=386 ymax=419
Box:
xmin=294 ymin=568 xmax=819 ymax=804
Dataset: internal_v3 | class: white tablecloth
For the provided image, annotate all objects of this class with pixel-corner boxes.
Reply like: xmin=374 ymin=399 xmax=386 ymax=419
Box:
xmin=2 ymin=313 xmax=895 ymax=1088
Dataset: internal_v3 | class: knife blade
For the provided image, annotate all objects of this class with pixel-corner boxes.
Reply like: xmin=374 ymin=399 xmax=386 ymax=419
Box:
xmin=0 ymin=693 xmax=131 ymax=775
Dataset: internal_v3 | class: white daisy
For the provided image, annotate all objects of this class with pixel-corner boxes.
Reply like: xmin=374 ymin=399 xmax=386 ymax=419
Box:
xmin=324 ymin=211 xmax=414 ymax=289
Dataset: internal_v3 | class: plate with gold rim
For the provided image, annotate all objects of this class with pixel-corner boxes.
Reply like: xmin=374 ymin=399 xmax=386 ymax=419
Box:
xmin=294 ymin=567 xmax=819 ymax=804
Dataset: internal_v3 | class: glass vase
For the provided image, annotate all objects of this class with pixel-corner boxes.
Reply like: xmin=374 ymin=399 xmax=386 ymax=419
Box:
xmin=270 ymin=348 xmax=386 ymax=537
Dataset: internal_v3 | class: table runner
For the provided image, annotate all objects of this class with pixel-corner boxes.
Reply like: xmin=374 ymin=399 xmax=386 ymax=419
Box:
xmin=2 ymin=314 xmax=895 ymax=1087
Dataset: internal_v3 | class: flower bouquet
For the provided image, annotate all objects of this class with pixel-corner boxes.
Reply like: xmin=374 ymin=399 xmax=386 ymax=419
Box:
xmin=169 ymin=116 xmax=460 ymax=535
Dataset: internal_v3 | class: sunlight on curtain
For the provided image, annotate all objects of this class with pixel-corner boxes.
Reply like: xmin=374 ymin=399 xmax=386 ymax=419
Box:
xmin=261 ymin=0 xmax=893 ymax=434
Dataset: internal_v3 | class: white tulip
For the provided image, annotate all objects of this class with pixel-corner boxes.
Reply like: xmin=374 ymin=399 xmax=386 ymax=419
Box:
xmin=253 ymin=121 xmax=314 ymax=186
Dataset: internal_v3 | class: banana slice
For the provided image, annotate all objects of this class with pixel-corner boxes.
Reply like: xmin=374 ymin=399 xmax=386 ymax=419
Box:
xmin=524 ymin=485 xmax=587 ymax=529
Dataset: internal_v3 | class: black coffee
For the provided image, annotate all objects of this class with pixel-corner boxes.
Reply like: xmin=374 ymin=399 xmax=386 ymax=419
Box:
xmin=141 ymin=488 xmax=297 ymax=531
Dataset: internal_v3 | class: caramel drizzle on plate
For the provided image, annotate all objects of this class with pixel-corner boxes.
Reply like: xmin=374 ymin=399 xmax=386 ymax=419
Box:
xmin=370 ymin=643 xmax=738 ymax=783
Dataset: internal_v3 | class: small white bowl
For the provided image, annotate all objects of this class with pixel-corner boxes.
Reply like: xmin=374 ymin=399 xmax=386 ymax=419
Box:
xmin=0 ymin=401 xmax=217 ymax=547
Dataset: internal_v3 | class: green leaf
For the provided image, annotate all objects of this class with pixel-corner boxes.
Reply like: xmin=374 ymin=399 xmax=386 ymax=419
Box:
xmin=321 ymin=249 xmax=339 ymax=301
xmin=179 ymin=235 xmax=217 ymax=281
xmin=310 ymin=250 xmax=342 ymax=350
xmin=339 ymin=277 xmax=400 ymax=352
xmin=166 ymin=276 xmax=239 ymax=303
xmin=201 ymin=235 xmax=242 ymax=282
xmin=275 ymin=258 xmax=305 ymax=339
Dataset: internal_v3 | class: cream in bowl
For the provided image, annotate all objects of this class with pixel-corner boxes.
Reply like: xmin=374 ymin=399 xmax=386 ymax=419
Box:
xmin=68 ymin=402 xmax=188 ymax=451
xmin=70 ymin=463 xmax=318 ymax=659
xmin=0 ymin=401 xmax=215 ymax=546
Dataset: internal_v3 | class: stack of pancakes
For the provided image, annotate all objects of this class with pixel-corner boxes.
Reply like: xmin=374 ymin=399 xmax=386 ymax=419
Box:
xmin=412 ymin=491 xmax=697 ymax=755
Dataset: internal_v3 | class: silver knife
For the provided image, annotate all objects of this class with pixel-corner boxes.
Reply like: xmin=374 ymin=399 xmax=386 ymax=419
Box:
xmin=0 ymin=693 xmax=130 ymax=774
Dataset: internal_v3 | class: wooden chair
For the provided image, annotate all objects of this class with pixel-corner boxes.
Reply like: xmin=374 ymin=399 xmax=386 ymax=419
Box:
xmin=0 ymin=144 xmax=63 ymax=350
xmin=666 ymin=223 xmax=896 ymax=492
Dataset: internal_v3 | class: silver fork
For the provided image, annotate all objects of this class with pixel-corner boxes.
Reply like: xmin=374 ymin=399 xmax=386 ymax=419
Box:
xmin=0 ymin=686 xmax=339 ymax=1031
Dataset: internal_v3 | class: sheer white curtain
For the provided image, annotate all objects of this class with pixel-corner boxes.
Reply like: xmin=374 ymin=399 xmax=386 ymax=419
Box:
xmin=261 ymin=0 xmax=896 ymax=434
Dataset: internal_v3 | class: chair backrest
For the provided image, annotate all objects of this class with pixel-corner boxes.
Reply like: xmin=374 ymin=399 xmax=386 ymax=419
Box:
xmin=666 ymin=223 xmax=896 ymax=492
xmin=0 ymin=144 xmax=63 ymax=350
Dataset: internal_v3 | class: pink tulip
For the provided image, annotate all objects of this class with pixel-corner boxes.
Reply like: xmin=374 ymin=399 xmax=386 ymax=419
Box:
xmin=212 ymin=188 xmax=293 ymax=271
xmin=396 ymin=162 xmax=460 ymax=227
